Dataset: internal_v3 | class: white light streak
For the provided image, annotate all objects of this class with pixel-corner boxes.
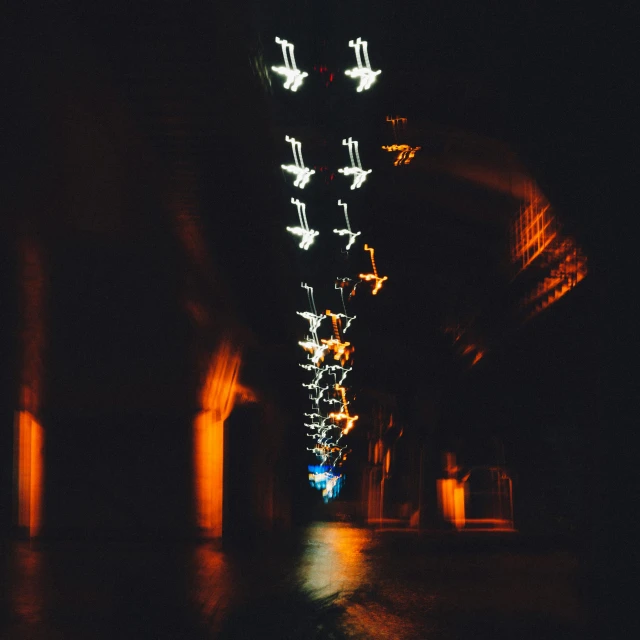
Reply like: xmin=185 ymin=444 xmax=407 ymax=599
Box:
xmin=333 ymin=199 xmax=361 ymax=250
xmin=345 ymin=38 xmax=381 ymax=92
xmin=286 ymin=198 xmax=319 ymax=249
xmin=272 ymin=37 xmax=308 ymax=91
xmin=298 ymin=283 xmax=330 ymax=365
xmin=335 ymin=278 xmax=359 ymax=316
xmin=324 ymin=364 xmax=352 ymax=387
xmin=338 ymin=138 xmax=371 ymax=190
xmin=282 ymin=136 xmax=315 ymax=188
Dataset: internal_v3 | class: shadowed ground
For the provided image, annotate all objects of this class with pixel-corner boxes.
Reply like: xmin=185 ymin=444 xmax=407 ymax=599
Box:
xmin=1 ymin=522 xmax=585 ymax=639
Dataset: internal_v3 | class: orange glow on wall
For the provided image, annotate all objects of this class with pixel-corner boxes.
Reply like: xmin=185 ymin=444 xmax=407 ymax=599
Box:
xmin=511 ymin=182 xmax=555 ymax=271
xmin=14 ymin=411 xmax=44 ymax=537
xmin=359 ymin=244 xmax=388 ymax=295
xmin=15 ymin=236 xmax=46 ymax=537
xmin=511 ymin=183 xmax=588 ymax=319
xmin=522 ymin=237 xmax=587 ymax=319
xmin=437 ymin=478 xmax=466 ymax=530
xmin=194 ymin=340 xmax=242 ymax=538
xmin=381 ymin=144 xmax=421 ymax=166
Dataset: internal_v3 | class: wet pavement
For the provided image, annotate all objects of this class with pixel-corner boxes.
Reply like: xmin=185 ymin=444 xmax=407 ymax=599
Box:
xmin=1 ymin=523 xmax=586 ymax=639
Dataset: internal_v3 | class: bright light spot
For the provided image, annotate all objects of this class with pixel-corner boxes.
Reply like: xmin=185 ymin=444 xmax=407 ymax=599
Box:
xmin=345 ymin=37 xmax=381 ymax=91
xmin=272 ymin=37 xmax=308 ymax=91
xmin=286 ymin=198 xmax=319 ymax=249
xmin=338 ymin=138 xmax=371 ymax=190
xmin=282 ymin=136 xmax=315 ymax=188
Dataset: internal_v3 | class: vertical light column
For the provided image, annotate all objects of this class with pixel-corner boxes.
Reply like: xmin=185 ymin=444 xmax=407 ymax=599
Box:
xmin=15 ymin=236 xmax=45 ymax=538
xmin=194 ymin=340 xmax=241 ymax=538
xmin=14 ymin=411 xmax=44 ymax=537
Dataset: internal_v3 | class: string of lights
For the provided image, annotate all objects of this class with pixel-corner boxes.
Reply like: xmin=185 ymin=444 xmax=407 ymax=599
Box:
xmin=273 ymin=36 xmax=386 ymax=502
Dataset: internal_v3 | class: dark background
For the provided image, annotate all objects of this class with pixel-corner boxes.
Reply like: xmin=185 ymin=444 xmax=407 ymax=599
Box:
xmin=2 ymin=1 xmax=634 ymax=634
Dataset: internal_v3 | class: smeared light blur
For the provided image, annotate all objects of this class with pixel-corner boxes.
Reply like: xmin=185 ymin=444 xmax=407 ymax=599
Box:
xmin=282 ymin=135 xmax=315 ymax=189
xmin=344 ymin=38 xmax=381 ymax=92
xmin=381 ymin=144 xmax=421 ymax=166
xmin=359 ymin=243 xmax=388 ymax=295
xmin=194 ymin=340 xmax=242 ymax=538
xmin=338 ymin=137 xmax=372 ymax=189
xmin=15 ymin=236 xmax=45 ymax=538
xmin=272 ymin=37 xmax=308 ymax=92
xmin=511 ymin=182 xmax=587 ymax=319
xmin=14 ymin=411 xmax=44 ymax=538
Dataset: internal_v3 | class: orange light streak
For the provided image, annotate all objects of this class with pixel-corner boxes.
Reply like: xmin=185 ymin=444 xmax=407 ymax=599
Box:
xmin=194 ymin=340 xmax=242 ymax=538
xmin=381 ymin=144 xmax=421 ymax=166
xmin=329 ymin=384 xmax=359 ymax=435
xmin=437 ymin=478 xmax=466 ymax=529
xmin=15 ymin=236 xmax=45 ymax=538
xmin=325 ymin=309 xmax=343 ymax=341
xmin=359 ymin=244 xmax=388 ymax=295
xmin=511 ymin=183 xmax=555 ymax=270
xmin=320 ymin=338 xmax=353 ymax=364
xmin=14 ymin=411 xmax=44 ymax=538
xmin=522 ymin=237 xmax=587 ymax=319
xmin=321 ymin=312 xmax=353 ymax=365
xmin=385 ymin=115 xmax=407 ymax=142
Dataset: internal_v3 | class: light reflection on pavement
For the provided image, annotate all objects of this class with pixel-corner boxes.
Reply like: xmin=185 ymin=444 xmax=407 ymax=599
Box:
xmin=2 ymin=523 xmax=585 ymax=640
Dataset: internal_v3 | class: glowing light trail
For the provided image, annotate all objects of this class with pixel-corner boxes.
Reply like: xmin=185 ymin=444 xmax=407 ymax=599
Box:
xmin=298 ymin=284 xmax=329 ymax=365
xmin=382 ymin=144 xmax=421 ymax=166
xmin=272 ymin=37 xmax=308 ymax=91
xmin=338 ymin=138 xmax=371 ymax=190
xmin=320 ymin=337 xmax=353 ymax=365
xmin=345 ymin=38 xmax=381 ymax=92
xmin=286 ymin=198 xmax=319 ymax=249
xmin=329 ymin=409 xmax=359 ymax=435
xmin=359 ymin=244 xmax=388 ymax=295
xmin=386 ymin=115 xmax=407 ymax=141
xmin=333 ymin=199 xmax=361 ymax=250
xmin=282 ymin=136 xmax=315 ymax=188
xmin=335 ymin=278 xmax=358 ymax=320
